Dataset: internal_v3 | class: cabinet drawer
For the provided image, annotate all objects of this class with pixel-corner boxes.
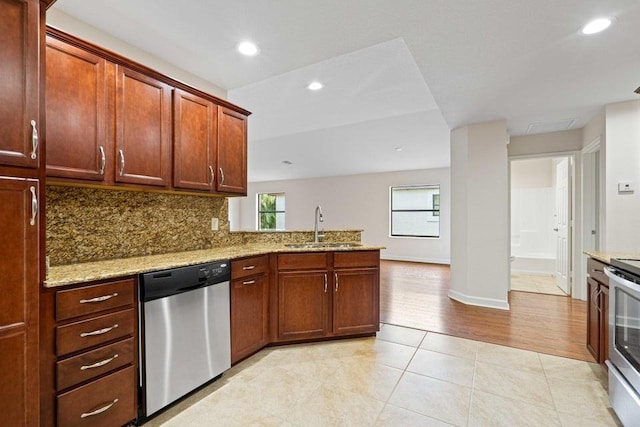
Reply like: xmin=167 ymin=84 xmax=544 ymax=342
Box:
xmin=57 ymin=365 xmax=136 ymax=427
xmin=278 ymin=253 xmax=328 ymax=270
xmin=232 ymin=255 xmax=268 ymax=280
xmin=334 ymin=251 xmax=379 ymax=268
xmin=57 ymin=337 xmax=134 ymax=391
xmin=57 ymin=309 xmax=135 ymax=357
xmin=56 ymin=278 xmax=135 ymax=321
xmin=587 ymin=258 xmax=609 ymax=286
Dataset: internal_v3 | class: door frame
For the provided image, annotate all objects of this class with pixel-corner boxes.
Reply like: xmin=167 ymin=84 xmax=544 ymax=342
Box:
xmin=580 ymin=137 xmax=604 ymax=300
xmin=508 ymin=152 xmax=578 ymax=298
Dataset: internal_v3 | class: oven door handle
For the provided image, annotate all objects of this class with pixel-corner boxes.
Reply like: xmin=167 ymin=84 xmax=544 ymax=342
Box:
xmin=605 ymin=267 xmax=640 ymax=292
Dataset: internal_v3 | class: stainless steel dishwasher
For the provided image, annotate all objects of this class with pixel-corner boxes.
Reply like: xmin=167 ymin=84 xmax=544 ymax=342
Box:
xmin=139 ymin=261 xmax=230 ymax=418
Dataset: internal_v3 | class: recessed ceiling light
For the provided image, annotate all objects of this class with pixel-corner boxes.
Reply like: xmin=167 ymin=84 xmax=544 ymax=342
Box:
xmin=394 ymin=147 xmax=403 ymax=152
xmin=237 ymin=41 xmax=259 ymax=56
xmin=580 ymin=17 xmax=614 ymax=35
xmin=307 ymin=81 xmax=323 ymax=91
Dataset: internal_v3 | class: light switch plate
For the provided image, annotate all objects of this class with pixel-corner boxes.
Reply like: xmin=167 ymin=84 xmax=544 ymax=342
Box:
xmin=618 ymin=182 xmax=634 ymax=193
xmin=211 ymin=217 xmax=219 ymax=230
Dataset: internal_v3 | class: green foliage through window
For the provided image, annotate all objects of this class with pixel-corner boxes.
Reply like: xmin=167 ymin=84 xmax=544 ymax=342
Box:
xmin=258 ymin=193 xmax=285 ymax=230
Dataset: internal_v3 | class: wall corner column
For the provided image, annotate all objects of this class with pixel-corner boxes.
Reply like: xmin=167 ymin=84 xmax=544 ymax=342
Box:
xmin=449 ymin=120 xmax=510 ymax=310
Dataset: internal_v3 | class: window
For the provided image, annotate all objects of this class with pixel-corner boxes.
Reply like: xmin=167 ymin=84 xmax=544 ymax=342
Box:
xmin=390 ymin=185 xmax=440 ymax=237
xmin=257 ymin=193 xmax=285 ymax=230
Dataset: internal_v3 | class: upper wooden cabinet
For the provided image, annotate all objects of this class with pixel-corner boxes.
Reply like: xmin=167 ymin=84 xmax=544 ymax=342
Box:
xmin=217 ymin=107 xmax=248 ymax=195
xmin=45 ymin=29 xmax=250 ymax=195
xmin=0 ymin=0 xmax=40 ymax=169
xmin=45 ymin=36 xmax=113 ymax=181
xmin=115 ymin=65 xmax=172 ymax=188
xmin=173 ymin=89 xmax=218 ymax=191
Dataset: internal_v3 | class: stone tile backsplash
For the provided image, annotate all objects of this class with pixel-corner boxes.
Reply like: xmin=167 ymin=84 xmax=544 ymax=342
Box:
xmin=46 ymin=185 xmax=361 ymax=266
xmin=46 ymin=186 xmax=231 ymax=265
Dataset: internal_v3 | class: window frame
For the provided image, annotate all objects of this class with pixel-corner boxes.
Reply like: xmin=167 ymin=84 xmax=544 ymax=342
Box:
xmin=389 ymin=184 xmax=441 ymax=238
xmin=257 ymin=192 xmax=286 ymax=231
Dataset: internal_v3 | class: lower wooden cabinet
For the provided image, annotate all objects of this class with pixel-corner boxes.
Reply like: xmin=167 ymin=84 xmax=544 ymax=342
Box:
xmin=586 ymin=257 xmax=610 ymax=368
xmin=278 ymin=270 xmax=330 ymax=341
xmin=333 ymin=267 xmax=379 ymax=336
xmin=231 ymin=256 xmax=269 ymax=364
xmin=275 ymin=251 xmax=380 ymax=342
xmin=57 ymin=366 xmax=136 ymax=427
xmin=229 ymin=250 xmax=380 ymax=362
xmin=40 ymin=277 xmax=138 ymax=427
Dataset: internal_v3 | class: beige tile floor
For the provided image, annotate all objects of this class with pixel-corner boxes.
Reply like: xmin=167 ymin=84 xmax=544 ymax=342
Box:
xmin=510 ymin=273 xmax=568 ymax=296
xmin=143 ymin=324 xmax=620 ymax=427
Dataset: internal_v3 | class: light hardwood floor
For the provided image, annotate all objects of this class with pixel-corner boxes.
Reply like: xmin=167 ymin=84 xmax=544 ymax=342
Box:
xmin=380 ymin=260 xmax=594 ymax=362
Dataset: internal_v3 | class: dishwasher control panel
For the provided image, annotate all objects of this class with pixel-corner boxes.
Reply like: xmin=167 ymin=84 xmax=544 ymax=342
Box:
xmin=140 ymin=261 xmax=230 ymax=302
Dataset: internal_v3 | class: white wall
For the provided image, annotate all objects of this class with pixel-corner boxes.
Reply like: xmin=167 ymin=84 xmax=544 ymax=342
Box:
xmin=604 ymin=100 xmax=640 ymax=252
xmin=508 ymin=129 xmax=582 ymax=157
xmin=233 ymin=169 xmax=451 ymax=264
xmin=46 ymin=9 xmax=227 ymax=99
xmin=450 ymin=120 xmax=510 ymax=310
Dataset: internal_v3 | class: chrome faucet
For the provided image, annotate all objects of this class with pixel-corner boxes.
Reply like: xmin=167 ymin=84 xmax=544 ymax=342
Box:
xmin=314 ymin=205 xmax=324 ymax=243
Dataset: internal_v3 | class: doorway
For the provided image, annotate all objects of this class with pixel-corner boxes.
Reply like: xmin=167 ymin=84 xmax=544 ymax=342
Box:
xmin=509 ymin=156 xmax=573 ymax=296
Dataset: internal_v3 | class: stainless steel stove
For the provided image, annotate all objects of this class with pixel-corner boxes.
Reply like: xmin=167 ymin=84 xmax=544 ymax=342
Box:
xmin=605 ymin=258 xmax=640 ymax=425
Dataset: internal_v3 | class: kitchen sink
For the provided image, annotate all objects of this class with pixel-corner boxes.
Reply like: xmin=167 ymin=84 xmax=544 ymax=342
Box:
xmin=284 ymin=242 xmax=362 ymax=249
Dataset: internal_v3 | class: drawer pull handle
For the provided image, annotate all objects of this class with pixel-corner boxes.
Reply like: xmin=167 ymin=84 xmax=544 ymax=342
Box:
xmin=209 ymin=165 xmax=215 ymax=186
xmin=242 ymin=280 xmax=256 ymax=285
xmin=98 ymin=145 xmax=106 ymax=175
xmin=335 ymin=272 xmax=339 ymax=292
xmin=242 ymin=265 xmax=256 ymax=270
xmin=29 ymin=186 xmax=37 ymax=226
xmin=30 ymin=120 xmax=39 ymax=160
xmin=80 ymin=354 xmax=119 ymax=370
xmin=80 ymin=293 xmax=118 ymax=304
xmin=118 ymin=149 xmax=125 ymax=176
xmin=80 ymin=324 xmax=118 ymax=337
xmin=593 ymin=269 xmax=604 ymax=273
xmin=80 ymin=399 xmax=118 ymax=418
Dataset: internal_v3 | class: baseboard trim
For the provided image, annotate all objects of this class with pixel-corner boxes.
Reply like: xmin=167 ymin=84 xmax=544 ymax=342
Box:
xmin=448 ymin=290 xmax=510 ymax=310
xmin=380 ymin=255 xmax=451 ymax=265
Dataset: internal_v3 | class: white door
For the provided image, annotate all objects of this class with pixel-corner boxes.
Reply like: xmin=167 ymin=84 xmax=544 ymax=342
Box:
xmin=554 ymin=158 xmax=570 ymax=294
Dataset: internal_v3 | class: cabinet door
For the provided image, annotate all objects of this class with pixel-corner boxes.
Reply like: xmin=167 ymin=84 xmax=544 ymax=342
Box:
xmin=173 ymin=89 xmax=217 ymax=191
xmin=333 ymin=268 xmax=379 ymax=336
xmin=115 ymin=66 xmax=172 ymax=187
xmin=600 ymin=284 xmax=609 ymax=366
xmin=586 ymin=277 xmax=600 ymax=361
xmin=278 ymin=271 xmax=328 ymax=341
xmin=46 ymin=36 xmax=112 ymax=181
xmin=216 ymin=107 xmax=247 ymax=194
xmin=231 ymin=274 xmax=269 ymax=363
xmin=0 ymin=177 xmax=39 ymax=426
xmin=0 ymin=0 xmax=40 ymax=168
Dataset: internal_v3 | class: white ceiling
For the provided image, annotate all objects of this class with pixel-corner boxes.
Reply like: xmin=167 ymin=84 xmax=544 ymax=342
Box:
xmin=52 ymin=0 xmax=640 ymax=182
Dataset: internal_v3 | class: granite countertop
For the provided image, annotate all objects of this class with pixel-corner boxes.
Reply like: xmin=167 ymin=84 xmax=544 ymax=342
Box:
xmin=584 ymin=250 xmax=640 ymax=264
xmin=45 ymin=243 xmax=384 ymax=288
